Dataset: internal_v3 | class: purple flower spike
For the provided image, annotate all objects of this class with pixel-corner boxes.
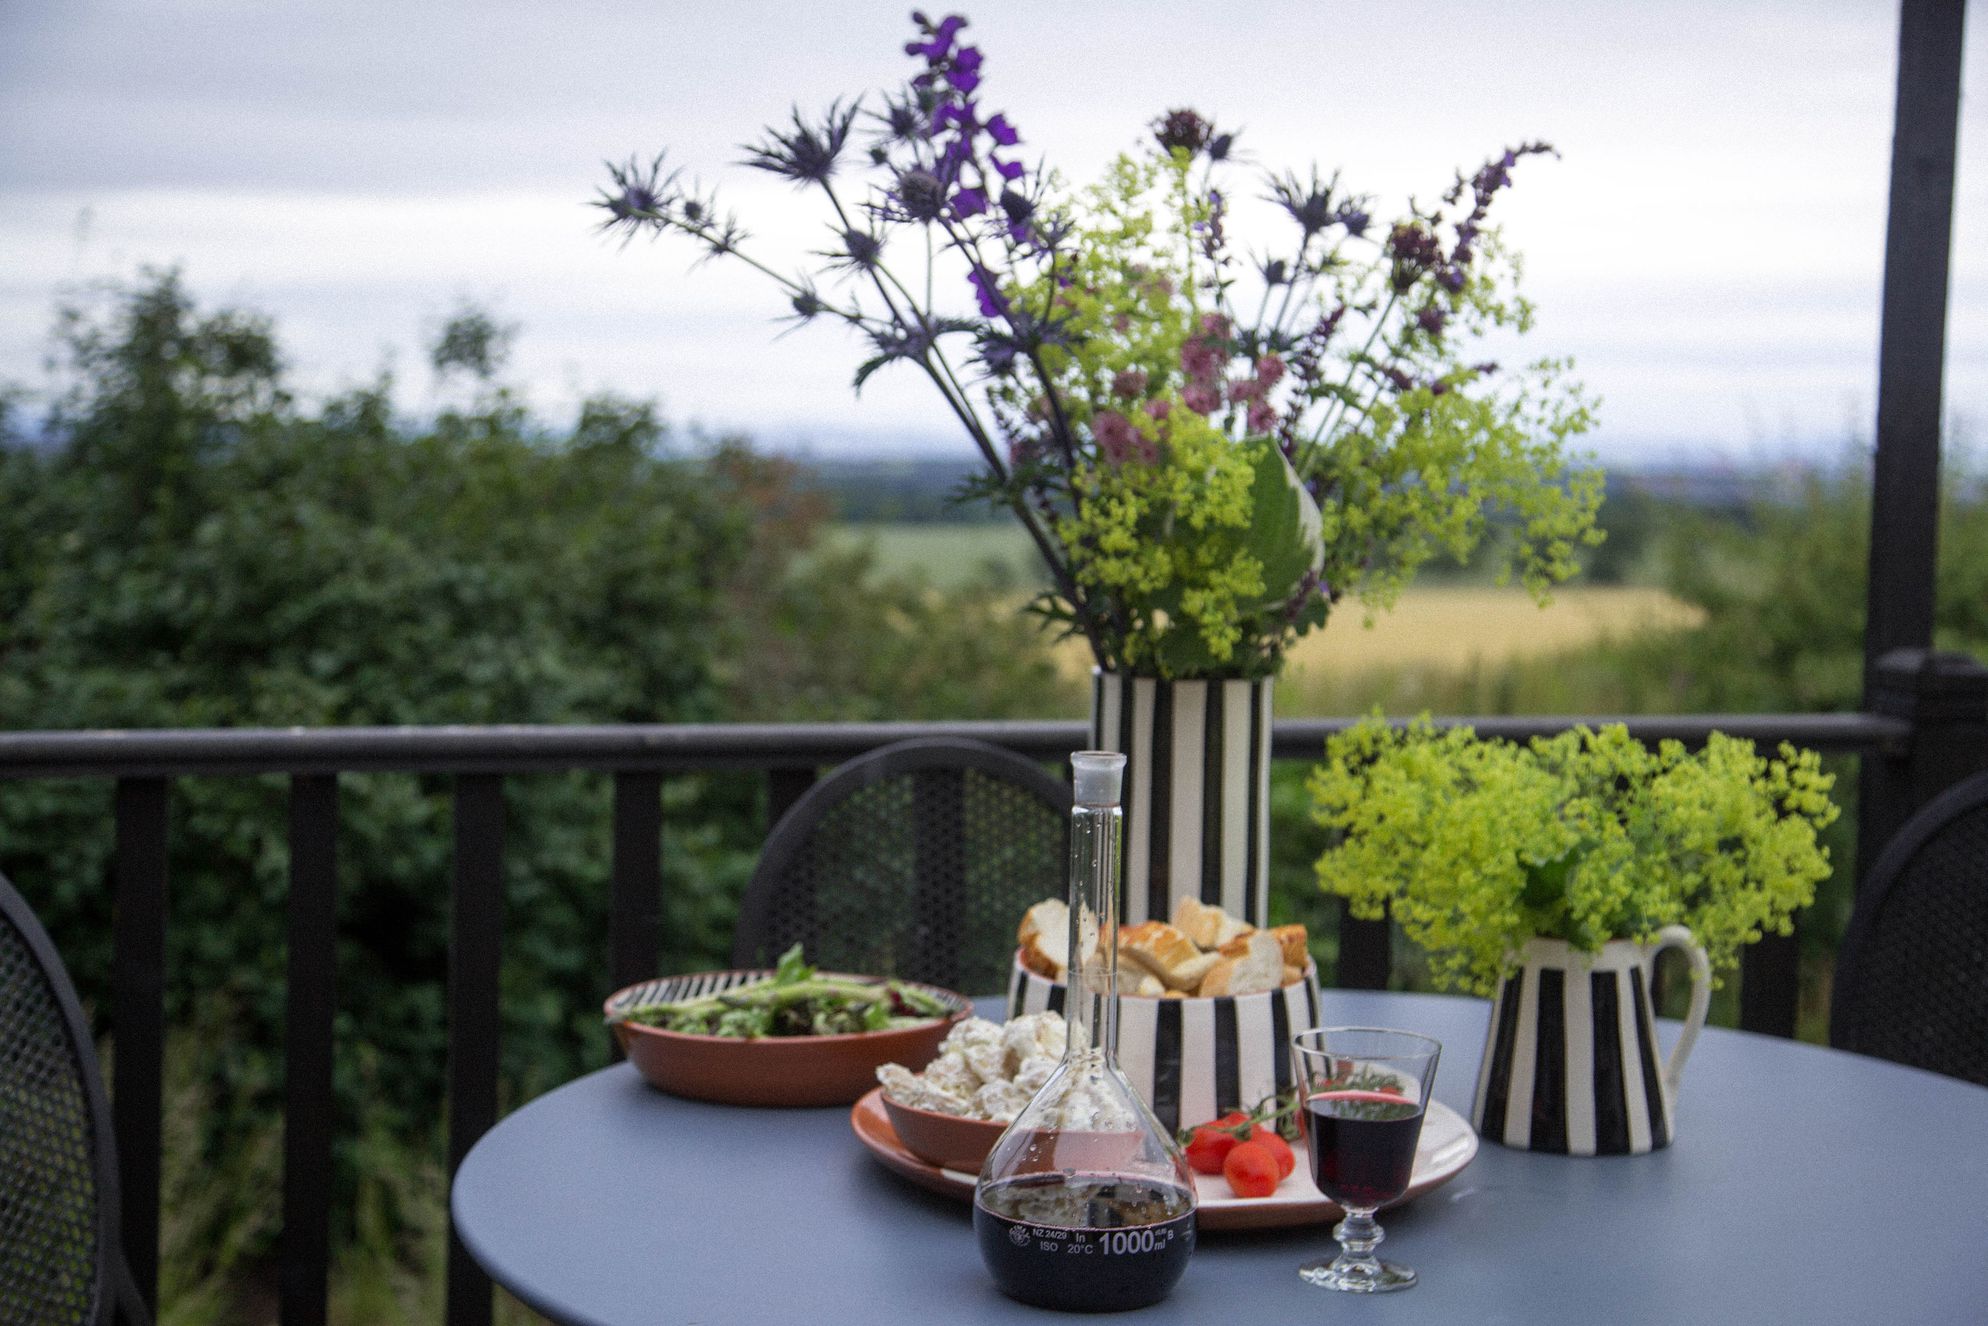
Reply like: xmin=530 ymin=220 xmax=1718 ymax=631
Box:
xmin=986 ymin=113 xmax=1020 ymax=147
xmin=942 ymin=46 xmax=982 ymax=93
xmin=953 ymin=185 xmax=988 ymax=218
xmin=968 ymin=265 xmax=1008 ymax=317
xmin=994 ymin=158 xmax=1024 ymax=181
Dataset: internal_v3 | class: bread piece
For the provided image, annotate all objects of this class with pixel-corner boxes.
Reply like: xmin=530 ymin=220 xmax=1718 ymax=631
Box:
xmin=1119 ymin=921 xmax=1220 ymax=991
xmin=1130 ymin=971 xmax=1166 ymax=998
xmin=1172 ymin=896 xmax=1255 ymax=950
xmin=1281 ymin=964 xmax=1303 ymax=987
xmin=1197 ymin=931 xmax=1284 ymax=998
xmin=1017 ymin=899 xmax=1068 ymax=980
xmin=1269 ymin=924 xmax=1310 ymax=970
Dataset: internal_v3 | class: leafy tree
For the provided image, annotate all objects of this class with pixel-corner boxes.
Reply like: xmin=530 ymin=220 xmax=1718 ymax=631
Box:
xmin=0 ymin=272 xmax=764 ymax=1260
xmin=0 ymin=273 xmax=1079 ymax=1307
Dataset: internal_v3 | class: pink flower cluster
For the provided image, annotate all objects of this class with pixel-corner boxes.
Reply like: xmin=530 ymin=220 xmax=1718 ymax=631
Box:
xmin=1175 ymin=312 xmax=1286 ymax=433
xmin=1228 ymin=353 xmax=1285 ymax=433
xmin=1093 ymin=409 xmax=1158 ymax=466
xmin=1178 ymin=312 xmax=1230 ymax=415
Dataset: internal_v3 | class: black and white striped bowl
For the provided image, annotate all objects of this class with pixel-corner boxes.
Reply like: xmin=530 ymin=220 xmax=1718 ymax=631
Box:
xmin=1007 ymin=955 xmax=1322 ymax=1134
xmin=606 ymin=969 xmax=971 ymax=1107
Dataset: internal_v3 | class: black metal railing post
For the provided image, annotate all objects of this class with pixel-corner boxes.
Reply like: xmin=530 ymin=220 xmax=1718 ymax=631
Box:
xmin=111 ymin=776 xmax=168 ymax=1317
xmin=1336 ymin=906 xmax=1392 ymax=991
xmin=281 ymin=774 xmax=339 ymax=1326
xmin=1862 ymin=0 xmax=1966 ymax=679
xmin=609 ymin=770 xmax=664 ymax=1005
xmin=767 ymin=765 xmax=818 ymax=830
xmin=1858 ymin=649 xmax=1988 ymax=884
xmin=445 ymin=775 xmax=505 ymax=1326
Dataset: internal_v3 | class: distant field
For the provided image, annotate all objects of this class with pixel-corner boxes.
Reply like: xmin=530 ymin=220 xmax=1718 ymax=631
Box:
xmin=823 ymin=521 xmax=1050 ymax=590
xmin=1040 ymin=584 xmax=1704 ymax=713
xmin=829 ymin=523 xmax=1705 ymax=716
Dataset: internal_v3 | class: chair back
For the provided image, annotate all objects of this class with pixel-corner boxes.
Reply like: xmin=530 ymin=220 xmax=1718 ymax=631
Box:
xmin=732 ymin=738 xmax=1071 ymax=992
xmin=0 ymin=870 xmax=147 ymax=1325
xmin=1830 ymin=771 xmax=1988 ymax=1087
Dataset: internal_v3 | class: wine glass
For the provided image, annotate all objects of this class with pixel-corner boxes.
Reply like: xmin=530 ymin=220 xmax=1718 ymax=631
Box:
xmin=1290 ymin=1026 xmax=1442 ymax=1293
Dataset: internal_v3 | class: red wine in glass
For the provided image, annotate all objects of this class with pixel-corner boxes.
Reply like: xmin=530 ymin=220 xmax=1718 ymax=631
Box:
xmin=1291 ymin=1027 xmax=1442 ymax=1293
xmin=1304 ymin=1090 xmax=1426 ymax=1210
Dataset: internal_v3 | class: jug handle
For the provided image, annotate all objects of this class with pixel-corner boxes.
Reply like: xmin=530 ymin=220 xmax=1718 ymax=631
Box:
xmin=1647 ymin=924 xmax=1711 ymax=1095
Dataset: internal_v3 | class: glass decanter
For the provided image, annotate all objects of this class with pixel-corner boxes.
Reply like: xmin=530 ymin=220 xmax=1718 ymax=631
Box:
xmin=973 ymin=751 xmax=1197 ymax=1313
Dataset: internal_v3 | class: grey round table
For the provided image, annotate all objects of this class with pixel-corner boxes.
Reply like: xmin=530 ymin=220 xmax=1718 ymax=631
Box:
xmin=452 ymin=992 xmax=1988 ymax=1325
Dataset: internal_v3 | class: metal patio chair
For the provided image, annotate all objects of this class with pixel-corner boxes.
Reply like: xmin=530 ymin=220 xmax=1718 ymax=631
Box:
xmin=732 ymin=737 xmax=1071 ymax=993
xmin=1830 ymin=770 xmax=1988 ymax=1088
xmin=0 ymin=869 xmax=150 ymax=1326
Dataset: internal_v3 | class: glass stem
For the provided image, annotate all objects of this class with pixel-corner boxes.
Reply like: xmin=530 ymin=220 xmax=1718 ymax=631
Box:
xmin=1332 ymin=1209 xmax=1383 ymax=1267
xmin=1065 ymin=794 xmax=1122 ymax=1067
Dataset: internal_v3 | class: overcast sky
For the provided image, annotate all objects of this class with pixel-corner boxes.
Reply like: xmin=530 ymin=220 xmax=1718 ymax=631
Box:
xmin=2 ymin=1 xmax=1983 ymax=466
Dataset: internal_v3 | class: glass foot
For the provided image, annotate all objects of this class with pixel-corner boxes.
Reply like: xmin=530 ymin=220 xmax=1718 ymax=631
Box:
xmin=1299 ymin=1255 xmax=1417 ymax=1293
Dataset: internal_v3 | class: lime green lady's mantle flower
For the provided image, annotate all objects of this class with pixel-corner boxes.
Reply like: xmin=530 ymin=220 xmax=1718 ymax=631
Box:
xmin=1309 ymin=718 xmax=1840 ymax=997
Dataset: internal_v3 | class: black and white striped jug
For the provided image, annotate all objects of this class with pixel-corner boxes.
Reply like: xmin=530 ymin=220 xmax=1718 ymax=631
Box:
xmin=1471 ymin=925 xmax=1710 ymax=1156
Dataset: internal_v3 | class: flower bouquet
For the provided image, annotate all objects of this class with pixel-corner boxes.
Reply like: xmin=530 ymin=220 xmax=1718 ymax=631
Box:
xmin=598 ymin=11 xmax=1604 ymax=925
xmin=596 ymin=11 xmax=1602 ymax=681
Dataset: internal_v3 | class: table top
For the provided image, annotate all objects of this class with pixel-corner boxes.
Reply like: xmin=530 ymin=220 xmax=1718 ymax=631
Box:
xmin=452 ymin=991 xmax=1988 ymax=1326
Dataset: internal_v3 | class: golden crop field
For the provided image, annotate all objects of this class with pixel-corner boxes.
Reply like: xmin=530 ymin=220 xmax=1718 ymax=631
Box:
xmin=1046 ymin=584 xmax=1703 ymax=714
xmin=832 ymin=524 xmax=1705 ymax=716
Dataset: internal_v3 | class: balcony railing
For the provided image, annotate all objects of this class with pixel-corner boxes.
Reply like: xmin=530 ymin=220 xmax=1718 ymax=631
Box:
xmin=7 ymin=676 xmax=1986 ymax=1326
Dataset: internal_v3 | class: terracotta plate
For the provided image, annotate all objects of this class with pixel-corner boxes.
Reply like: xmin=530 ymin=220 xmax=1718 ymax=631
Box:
xmin=606 ymin=971 xmax=970 ymax=1107
xmin=851 ymin=1087 xmax=1478 ymax=1231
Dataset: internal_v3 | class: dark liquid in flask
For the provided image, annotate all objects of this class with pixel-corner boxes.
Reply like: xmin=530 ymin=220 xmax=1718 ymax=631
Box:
xmin=1304 ymin=1090 xmax=1425 ymax=1210
xmin=974 ymin=1173 xmax=1195 ymax=1312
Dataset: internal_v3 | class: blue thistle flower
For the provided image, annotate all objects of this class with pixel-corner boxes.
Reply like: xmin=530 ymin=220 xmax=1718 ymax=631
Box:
xmin=592 ymin=154 xmax=680 ymax=238
xmin=741 ymin=98 xmax=862 ymax=186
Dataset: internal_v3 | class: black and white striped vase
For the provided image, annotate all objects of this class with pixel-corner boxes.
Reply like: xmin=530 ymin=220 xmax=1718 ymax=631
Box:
xmin=1472 ymin=926 xmax=1711 ymax=1156
xmin=1089 ymin=670 xmax=1275 ymax=929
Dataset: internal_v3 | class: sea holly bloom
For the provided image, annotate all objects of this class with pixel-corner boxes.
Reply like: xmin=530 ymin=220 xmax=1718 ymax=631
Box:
xmin=997 ymin=187 xmax=1035 ymax=242
xmin=1152 ymin=107 xmax=1213 ymax=155
xmin=888 ymin=168 xmax=949 ymax=223
xmin=595 ymin=11 xmax=1598 ymax=679
xmin=741 ymin=101 xmax=861 ymax=186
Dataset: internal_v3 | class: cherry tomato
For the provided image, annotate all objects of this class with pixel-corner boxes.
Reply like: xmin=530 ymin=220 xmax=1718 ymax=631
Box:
xmin=1223 ymin=1140 xmax=1280 ymax=1198
xmin=1185 ymin=1124 xmax=1239 ymax=1174
xmin=1253 ymin=1129 xmax=1296 ymax=1180
xmin=1183 ymin=1111 xmax=1255 ymax=1174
